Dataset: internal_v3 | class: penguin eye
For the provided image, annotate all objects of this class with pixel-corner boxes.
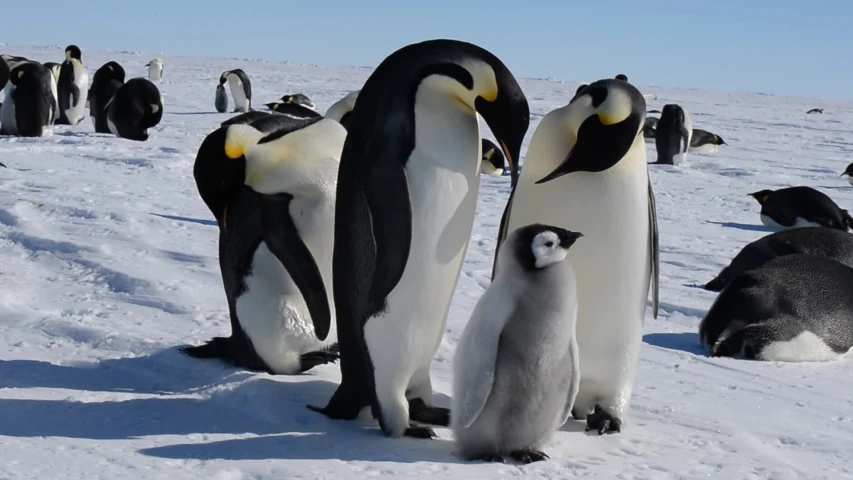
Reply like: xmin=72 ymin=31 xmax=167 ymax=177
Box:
xmin=545 ymin=241 xmax=554 ymax=247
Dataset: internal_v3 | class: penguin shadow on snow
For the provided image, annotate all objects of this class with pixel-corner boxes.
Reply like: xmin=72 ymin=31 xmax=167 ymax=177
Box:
xmin=706 ymin=220 xmax=776 ymax=233
xmin=151 ymin=212 xmax=217 ymax=227
xmin=643 ymin=332 xmax=706 ymax=356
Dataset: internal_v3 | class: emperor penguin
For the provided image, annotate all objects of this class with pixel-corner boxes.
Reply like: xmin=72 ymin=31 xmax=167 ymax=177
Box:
xmin=280 ymin=93 xmax=315 ymax=110
xmin=748 ymin=186 xmax=853 ymax=232
xmin=842 ymin=162 xmax=853 ymax=186
xmin=653 ymin=103 xmax=692 ymax=165
xmin=307 ymin=39 xmax=530 ymax=439
xmin=221 ymin=111 xmax=271 ymax=127
xmin=43 ymin=62 xmax=61 ymax=85
xmin=146 ymin=58 xmax=164 ymax=81
xmin=220 ymin=69 xmax=252 ymax=112
xmin=494 ymin=78 xmax=659 ymax=435
xmin=56 ymin=45 xmax=89 ymax=125
xmin=643 ymin=117 xmax=658 ymax=143
xmin=324 ymin=90 xmax=359 ymax=130
xmin=452 ymin=224 xmax=583 ymax=464
xmin=89 ymin=61 xmax=125 ymax=133
xmin=700 ymin=254 xmax=853 ymax=362
xmin=107 ymin=78 xmax=163 ymax=141
xmin=690 ymin=128 xmax=726 ymax=154
xmin=0 ymin=62 xmax=57 ymax=137
xmin=215 ymin=84 xmax=229 ymax=113
xmin=0 ymin=56 xmax=9 ymax=93
xmin=263 ymin=101 xmax=321 ymax=119
xmin=480 ymin=138 xmax=506 ymax=176
xmin=182 ymin=116 xmax=345 ymax=374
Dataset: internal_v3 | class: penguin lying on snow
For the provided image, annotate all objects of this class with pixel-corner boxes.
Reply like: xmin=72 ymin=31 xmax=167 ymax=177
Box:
xmin=748 ymin=186 xmax=853 ymax=232
xmin=704 ymin=227 xmax=853 ymax=291
xmin=89 ymin=61 xmax=125 ymax=133
xmin=453 ymin=224 xmax=582 ymax=464
xmin=700 ymin=254 xmax=853 ymax=361
xmin=221 ymin=111 xmax=271 ymax=127
xmin=0 ymin=62 xmax=57 ymax=137
xmin=263 ymin=101 xmax=321 ymax=119
xmin=279 ymin=93 xmax=315 ymax=110
xmin=184 ymin=116 xmax=345 ymax=374
xmin=806 ymin=108 xmax=824 ymax=115
xmin=840 ymin=162 xmax=853 ymax=186
xmin=690 ymin=128 xmax=726 ymax=153
xmin=107 ymin=78 xmax=163 ymax=141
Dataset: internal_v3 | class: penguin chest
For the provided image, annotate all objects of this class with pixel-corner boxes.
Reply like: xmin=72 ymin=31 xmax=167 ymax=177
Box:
xmin=228 ymin=78 xmax=248 ymax=109
xmin=690 ymin=143 xmax=719 ymax=154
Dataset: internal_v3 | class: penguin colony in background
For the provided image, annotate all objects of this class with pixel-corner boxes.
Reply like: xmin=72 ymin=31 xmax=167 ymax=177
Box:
xmin=4 ymin=35 xmax=853 ymax=466
xmin=0 ymin=46 xmax=163 ymax=142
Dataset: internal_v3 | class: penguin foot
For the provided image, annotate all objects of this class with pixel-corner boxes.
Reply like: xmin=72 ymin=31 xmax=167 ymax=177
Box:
xmin=510 ymin=449 xmax=549 ymax=464
xmin=585 ymin=405 xmax=622 ymax=435
xmin=403 ymin=426 xmax=436 ymax=439
xmin=471 ymin=453 xmax=505 ymax=463
xmin=298 ymin=350 xmax=340 ymax=373
xmin=408 ymin=398 xmax=450 ymax=426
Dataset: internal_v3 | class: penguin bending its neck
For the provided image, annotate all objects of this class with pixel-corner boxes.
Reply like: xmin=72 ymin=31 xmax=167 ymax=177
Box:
xmin=308 ymin=39 xmax=530 ymax=439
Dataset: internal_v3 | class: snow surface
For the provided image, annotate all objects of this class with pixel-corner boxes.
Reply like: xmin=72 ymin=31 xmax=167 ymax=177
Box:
xmin=2 ymin=44 xmax=853 ymax=480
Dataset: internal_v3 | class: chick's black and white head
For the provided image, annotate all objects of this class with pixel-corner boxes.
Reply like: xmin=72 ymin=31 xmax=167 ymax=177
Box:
xmin=507 ymin=224 xmax=583 ymax=271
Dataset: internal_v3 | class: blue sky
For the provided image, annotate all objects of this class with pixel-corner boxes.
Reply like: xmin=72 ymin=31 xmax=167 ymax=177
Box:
xmin=4 ymin=0 xmax=851 ymax=100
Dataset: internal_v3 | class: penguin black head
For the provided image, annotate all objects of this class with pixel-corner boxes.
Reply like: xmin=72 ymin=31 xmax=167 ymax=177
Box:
xmin=615 ymin=74 xmax=628 ymax=81
xmin=264 ymin=102 xmax=280 ymax=111
xmin=748 ymin=190 xmax=774 ymax=205
xmin=219 ymin=71 xmax=230 ymax=85
xmin=280 ymin=93 xmax=314 ymax=109
xmin=714 ymin=134 xmax=727 ymax=146
xmin=65 ymin=45 xmax=82 ymax=62
xmin=193 ymin=126 xmax=246 ymax=225
xmin=841 ymin=162 xmax=853 ymax=178
xmin=507 ymin=223 xmax=583 ymax=271
xmin=102 ymin=61 xmax=126 ymax=82
xmin=536 ymin=78 xmax=646 ymax=184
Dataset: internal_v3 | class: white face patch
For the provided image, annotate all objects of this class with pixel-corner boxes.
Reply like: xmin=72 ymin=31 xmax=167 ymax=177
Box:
xmin=531 ymin=231 xmax=568 ymax=268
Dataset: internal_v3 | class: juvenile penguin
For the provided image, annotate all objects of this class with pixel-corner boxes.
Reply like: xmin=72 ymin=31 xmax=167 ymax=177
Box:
xmin=700 ymin=254 xmax=853 ymax=361
xmin=107 ymin=78 xmax=163 ymax=141
xmin=0 ymin=62 xmax=57 ymax=137
xmin=653 ymin=103 xmax=692 ymax=165
xmin=839 ymin=162 xmax=853 ymax=186
xmin=748 ymin=186 xmax=853 ymax=232
xmin=56 ymin=45 xmax=89 ymax=125
xmin=220 ymin=69 xmax=252 ymax=112
xmin=704 ymin=227 xmax=853 ymax=292
xmin=215 ymin=84 xmax=229 ymax=113
xmin=263 ymin=102 xmax=321 ymax=119
xmin=183 ymin=117 xmax=345 ymax=374
xmin=146 ymin=58 xmax=164 ymax=81
xmin=690 ymin=128 xmax=726 ymax=153
xmin=308 ymin=39 xmax=530 ymax=439
xmin=643 ymin=117 xmax=658 ymax=143
xmin=324 ymin=90 xmax=359 ymax=130
xmin=480 ymin=138 xmax=506 ymax=176
xmin=89 ymin=61 xmax=125 ymax=133
xmin=453 ymin=224 xmax=583 ymax=464
xmin=280 ymin=93 xmax=315 ymax=110
xmin=495 ymin=78 xmax=658 ymax=434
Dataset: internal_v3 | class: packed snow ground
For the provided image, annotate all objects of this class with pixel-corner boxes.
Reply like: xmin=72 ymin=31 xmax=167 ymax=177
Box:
xmin=1 ymin=44 xmax=853 ymax=480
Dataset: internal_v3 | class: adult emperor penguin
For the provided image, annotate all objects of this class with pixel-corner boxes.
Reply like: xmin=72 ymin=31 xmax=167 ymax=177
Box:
xmin=220 ymin=69 xmax=252 ymax=112
xmin=0 ymin=62 xmax=57 ymax=137
xmin=653 ymin=103 xmax=692 ymax=165
xmin=263 ymin=101 xmax=321 ymax=119
xmin=107 ymin=78 xmax=163 ymax=141
xmin=146 ymin=58 xmax=164 ymax=81
xmin=748 ymin=186 xmax=853 ymax=232
xmin=307 ymin=39 xmax=530 ymax=439
xmin=221 ymin=111 xmax=271 ymax=127
xmin=0 ymin=56 xmax=8 ymax=92
xmin=43 ymin=62 xmax=61 ymax=85
xmin=56 ymin=45 xmax=89 ymax=125
xmin=480 ymin=138 xmax=506 ymax=176
xmin=690 ymin=128 xmax=726 ymax=153
xmin=324 ymin=90 xmax=359 ymax=130
xmin=700 ymin=254 xmax=853 ymax=362
xmin=494 ymin=78 xmax=658 ymax=435
xmin=704 ymin=227 xmax=853 ymax=292
xmin=842 ymin=162 xmax=853 ymax=186
xmin=215 ymin=84 xmax=229 ymax=113
xmin=280 ymin=93 xmax=315 ymax=110
xmin=89 ymin=61 xmax=125 ymax=133
xmin=183 ymin=116 xmax=345 ymax=373
xmin=453 ymin=224 xmax=583 ymax=464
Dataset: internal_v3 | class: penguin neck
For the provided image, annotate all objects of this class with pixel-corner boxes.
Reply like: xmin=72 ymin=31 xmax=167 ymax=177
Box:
xmin=412 ymin=86 xmax=481 ymax=176
xmin=517 ymin=106 xmax=573 ymax=186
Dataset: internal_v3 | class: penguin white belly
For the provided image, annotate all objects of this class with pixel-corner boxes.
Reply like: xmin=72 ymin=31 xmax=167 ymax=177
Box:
xmin=847 ymin=177 xmax=853 ymax=187
xmin=759 ymin=214 xmax=822 ymax=231
xmin=228 ymin=77 xmax=249 ymax=112
xmin=149 ymin=63 xmax=163 ymax=81
xmin=690 ymin=143 xmax=719 ymax=154
xmin=759 ymin=331 xmax=844 ymax=362
xmin=235 ymin=197 xmax=336 ymax=374
xmin=508 ymin=154 xmax=651 ymax=415
xmin=0 ymin=83 xmax=17 ymax=135
xmin=63 ymin=62 xmax=88 ymax=124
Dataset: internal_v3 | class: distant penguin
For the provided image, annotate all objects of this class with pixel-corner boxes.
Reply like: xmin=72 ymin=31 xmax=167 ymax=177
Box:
xmin=452 ymin=224 xmax=583 ymax=464
xmin=748 ymin=186 xmax=853 ymax=232
xmin=700 ymin=254 xmax=853 ymax=362
xmin=56 ymin=45 xmax=89 ymax=126
xmin=806 ymin=108 xmax=823 ymax=115
xmin=1 ymin=55 xmax=31 ymax=70
xmin=653 ymin=104 xmax=692 ymax=165
xmin=690 ymin=128 xmax=726 ymax=154
xmin=643 ymin=117 xmax=658 ymax=143
xmin=704 ymin=227 xmax=853 ymax=292
xmin=263 ymin=102 xmax=321 ymax=119
xmin=0 ymin=56 xmax=8 ymax=92
xmin=221 ymin=111 xmax=271 ymax=127
xmin=480 ymin=138 xmax=506 ymax=176
xmin=146 ymin=58 xmax=164 ymax=82
xmin=280 ymin=93 xmax=315 ymax=110
xmin=183 ymin=117 xmax=346 ymax=374
xmin=215 ymin=84 xmax=229 ymax=113
xmin=0 ymin=62 xmax=57 ymax=137
xmin=107 ymin=78 xmax=163 ymax=141
xmin=89 ymin=61 xmax=125 ymax=133
xmin=324 ymin=90 xmax=359 ymax=130
xmin=43 ymin=62 xmax=61 ymax=85
xmin=840 ymin=162 xmax=853 ymax=186
xmin=220 ymin=69 xmax=252 ymax=112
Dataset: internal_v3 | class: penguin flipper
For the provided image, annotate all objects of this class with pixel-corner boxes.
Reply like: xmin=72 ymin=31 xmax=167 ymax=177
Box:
xmin=648 ymin=177 xmax=660 ymax=319
xmin=261 ymin=193 xmax=332 ymax=341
